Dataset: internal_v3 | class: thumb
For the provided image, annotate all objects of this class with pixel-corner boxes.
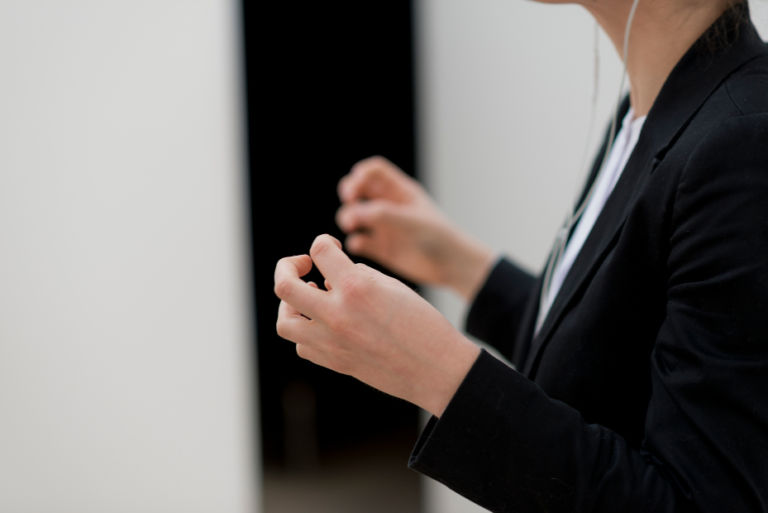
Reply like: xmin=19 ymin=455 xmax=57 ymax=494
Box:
xmin=309 ymin=234 xmax=355 ymax=285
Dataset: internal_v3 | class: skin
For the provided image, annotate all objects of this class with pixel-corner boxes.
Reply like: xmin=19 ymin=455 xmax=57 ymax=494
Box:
xmin=275 ymin=0 xmax=735 ymax=418
xmin=563 ymin=0 xmax=734 ymax=117
xmin=274 ymin=235 xmax=480 ymax=417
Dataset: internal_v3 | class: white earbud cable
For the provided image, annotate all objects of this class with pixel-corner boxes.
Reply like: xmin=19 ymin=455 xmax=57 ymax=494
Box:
xmin=536 ymin=0 xmax=641 ymax=334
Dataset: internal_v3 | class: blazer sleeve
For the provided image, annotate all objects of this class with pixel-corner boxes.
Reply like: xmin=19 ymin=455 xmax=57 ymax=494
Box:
xmin=409 ymin=115 xmax=768 ymax=513
xmin=464 ymin=257 xmax=537 ymax=363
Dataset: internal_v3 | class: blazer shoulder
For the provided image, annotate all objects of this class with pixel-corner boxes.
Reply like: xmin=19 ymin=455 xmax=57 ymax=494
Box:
xmin=672 ymin=112 xmax=768 ymax=250
xmin=723 ymin=52 xmax=768 ymax=115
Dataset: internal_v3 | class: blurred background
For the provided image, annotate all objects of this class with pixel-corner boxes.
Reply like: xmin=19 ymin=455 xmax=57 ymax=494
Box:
xmin=1 ymin=1 xmax=765 ymax=512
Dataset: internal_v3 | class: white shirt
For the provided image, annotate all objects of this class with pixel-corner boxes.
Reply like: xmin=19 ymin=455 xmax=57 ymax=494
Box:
xmin=536 ymin=109 xmax=647 ymax=332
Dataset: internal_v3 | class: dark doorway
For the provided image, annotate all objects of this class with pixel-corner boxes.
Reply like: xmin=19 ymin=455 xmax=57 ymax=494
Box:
xmin=242 ymin=2 xmax=421 ymax=511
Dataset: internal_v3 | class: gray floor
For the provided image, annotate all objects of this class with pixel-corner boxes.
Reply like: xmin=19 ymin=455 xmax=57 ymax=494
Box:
xmin=264 ymin=434 xmax=421 ymax=513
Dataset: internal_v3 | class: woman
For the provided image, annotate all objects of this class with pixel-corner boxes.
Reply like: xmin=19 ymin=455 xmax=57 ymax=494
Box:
xmin=274 ymin=0 xmax=768 ymax=511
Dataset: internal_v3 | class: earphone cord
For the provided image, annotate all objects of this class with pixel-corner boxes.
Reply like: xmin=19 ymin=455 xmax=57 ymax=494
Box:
xmin=536 ymin=0 xmax=641 ymax=334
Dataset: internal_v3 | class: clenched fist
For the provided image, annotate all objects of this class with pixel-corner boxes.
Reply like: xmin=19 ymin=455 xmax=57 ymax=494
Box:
xmin=274 ymin=234 xmax=481 ymax=417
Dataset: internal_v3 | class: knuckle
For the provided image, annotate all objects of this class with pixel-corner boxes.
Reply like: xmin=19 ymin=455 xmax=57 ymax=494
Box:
xmin=349 ymin=160 xmax=369 ymax=178
xmin=353 ymin=155 xmax=389 ymax=177
xmin=339 ymin=273 xmax=361 ymax=295
xmin=335 ymin=207 xmax=348 ymax=228
xmin=339 ymin=271 xmax=371 ymax=299
xmin=272 ymin=259 xmax=284 ymax=281
xmin=296 ymin=344 xmax=312 ymax=361
xmin=367 ymin=155 xmax=389 ymax=168
xmin=340 ymin=206 xmax=361 ymax=229
xmin=275 ymin=316 xmax=291 ymax=339
xmin=275 ymin=255 xmax=293 ymax=268
xmin=325 ymin=313 xmax=350 ymax=334
xmin=273 ymin=278 xmax=292 ymax=299
xmin=354 ymin=263 xmax=378 ymax=281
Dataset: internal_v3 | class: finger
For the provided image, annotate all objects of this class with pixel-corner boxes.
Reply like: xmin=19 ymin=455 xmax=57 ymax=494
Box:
xmin=345 ymin=232 xmax=381 ymax=259
xmin=340 ymin=156 xmax=413 ymax=203
xmin=309 ymin=234 xmax=355 ymax=285
xmin=336 ymin=200 xmax=393 ymax=233
xmin=277 ymin=300 xmax=306 ymax=340
xmin=304 ymin=282 xmax=321 ymax=315
xmin=336 ymin=204 xmax=357 ymax=233
xmin=276 ymin=296 xmax=331 ymax=367
xmin=278 ymin=298 xmax=304 ymax=320
xmin=279 ymin=294 xmax=314 ymax=321
xmin=337 ymin=174 xmax=354 ymax=203
xmin=274 ymin=255 xmax=326 ymax=318
xmin=339 ymin=157 xmax=390 ymax=202
xmin=277 ymin=254 xmax=313 ymax=277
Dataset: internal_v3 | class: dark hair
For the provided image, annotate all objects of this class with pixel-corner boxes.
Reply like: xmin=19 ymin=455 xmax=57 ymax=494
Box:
xmin=702 ymin=0 xmax=749 ymax=52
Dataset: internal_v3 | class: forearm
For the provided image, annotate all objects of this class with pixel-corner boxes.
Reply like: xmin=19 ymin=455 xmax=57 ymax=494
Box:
xmin=439 ymin=229 xmax=496 ymax=302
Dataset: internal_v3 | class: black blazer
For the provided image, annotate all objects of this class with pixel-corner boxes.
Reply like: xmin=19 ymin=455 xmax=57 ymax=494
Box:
xmin=409 ymin=5 xmax=768 ymax=513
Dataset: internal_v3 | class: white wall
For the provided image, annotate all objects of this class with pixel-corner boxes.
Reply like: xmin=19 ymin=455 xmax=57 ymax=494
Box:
xmin=415 ymin=1 xmax=768 ymax=512
xmin=0 ymin=2 xmax=258 ymax=512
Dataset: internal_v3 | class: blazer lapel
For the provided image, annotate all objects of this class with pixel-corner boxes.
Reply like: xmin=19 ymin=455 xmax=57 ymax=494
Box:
xmin=523 ymin=133 xmax=654 ymax=375
xmin=522 ymin=5 xmax=768 ymax=377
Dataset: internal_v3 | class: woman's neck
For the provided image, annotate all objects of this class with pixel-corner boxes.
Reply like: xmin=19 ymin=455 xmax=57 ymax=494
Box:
xmin=584 ymin=0 xmax=733 ymax=117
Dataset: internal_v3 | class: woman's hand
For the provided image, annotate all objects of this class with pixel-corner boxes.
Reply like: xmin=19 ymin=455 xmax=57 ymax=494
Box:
xmin=336 ymin=156 xmax=495 ymax=301
xmin=274 ymin=234 xmax=481 ymax=417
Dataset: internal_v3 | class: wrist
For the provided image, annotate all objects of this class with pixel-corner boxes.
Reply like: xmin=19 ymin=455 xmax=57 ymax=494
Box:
xmin=422 ymin=337 xmax=481 ymax=418
xmin=441 ymin=232 xmax=495 ymax=302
